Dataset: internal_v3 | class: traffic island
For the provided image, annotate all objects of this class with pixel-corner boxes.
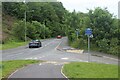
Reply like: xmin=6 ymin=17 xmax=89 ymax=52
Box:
xmin=62 ymin=62 xmax=118 ymax=79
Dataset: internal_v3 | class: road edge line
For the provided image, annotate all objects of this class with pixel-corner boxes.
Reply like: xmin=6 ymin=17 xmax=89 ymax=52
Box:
xmin=7 ymin=69 xmax=19 ymax=79
xmin=61 ymin=65 xmax=69 ymax=80
xmin=7 ymin=63 xmax=34 ymax=79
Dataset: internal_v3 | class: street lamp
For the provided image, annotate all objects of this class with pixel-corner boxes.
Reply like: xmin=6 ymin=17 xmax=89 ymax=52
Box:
xmin=24 ymin=0 xmax=27 ymax=42
xmin=24 ymin=0 xmax=34 ymax=42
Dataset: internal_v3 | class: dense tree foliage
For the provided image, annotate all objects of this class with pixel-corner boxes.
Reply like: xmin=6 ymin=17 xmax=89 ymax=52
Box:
xmin=67 ymin=8 xmax=119 ymax=55
xmin=2 ymin=2 xmax=67 ymax=38
xmin=2 ymin=2 xmax=119 ymax=55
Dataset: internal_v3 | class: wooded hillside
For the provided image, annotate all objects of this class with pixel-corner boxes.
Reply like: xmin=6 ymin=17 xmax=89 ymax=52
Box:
xmin=2 ymin=2 xmax=119 ymax=55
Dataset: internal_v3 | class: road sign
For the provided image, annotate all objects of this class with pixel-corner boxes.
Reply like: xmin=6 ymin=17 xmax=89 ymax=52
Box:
xmin=85 ymin=28 xmax=92 ymax=35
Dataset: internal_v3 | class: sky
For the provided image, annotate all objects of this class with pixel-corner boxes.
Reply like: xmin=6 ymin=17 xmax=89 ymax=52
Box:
xmin=58 ymin=0 xmax=120 ymax=18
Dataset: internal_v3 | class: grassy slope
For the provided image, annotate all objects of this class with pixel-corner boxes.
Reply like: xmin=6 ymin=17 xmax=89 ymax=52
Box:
xmin=0 ymin=41 xmax=29 ymax=50
xmin=63 ymin=62 xmax=118 ymax=78
xmin=1 ymin=60 xmax=42 ymax=78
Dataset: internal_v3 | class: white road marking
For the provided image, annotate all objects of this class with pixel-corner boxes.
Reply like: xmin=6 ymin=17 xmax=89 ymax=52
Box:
xmin=33 ymin=57 xmax=38 ymax=60
xmin=61 ymin=65 xmax=69 ymax=80
xmin=25 ymin=57 xmax=33 ymax=60
xmin=25 ymin=55 xmax=45 ymax=60
xmin=55 ymin=40 xmax=62 ymax=50
xmin=61 ymin=57 xmax=69 ymax=60
xmin=39 ymin=56 xmax=45 ymax=58
xmin=39 ymin=63 xmax=42 ymax=66
xmin=8 ymin=69 xmax=19 ymax=78
xmin=44 ymin=40 xmax=55 ymax=47
xmin=69 ymin=58 xmax=88 ymax=62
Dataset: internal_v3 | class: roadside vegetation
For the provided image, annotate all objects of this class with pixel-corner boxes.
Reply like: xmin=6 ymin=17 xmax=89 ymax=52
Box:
xmin=63 ymin=62 xmax=118 ymax=79
xmin=0 ymin=41 xmax=29 ymax=50
xmin=67 ymin=8 xmax=119 ymax=56
xmin=1 ymin=60 xmax=42 ymax=78
xmin=1 ymin=2 xmax=119 ymax=55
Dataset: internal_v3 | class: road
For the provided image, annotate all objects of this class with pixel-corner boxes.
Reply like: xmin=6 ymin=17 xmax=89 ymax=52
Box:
xmin=1 ymin=37 xmax=118 ymax=79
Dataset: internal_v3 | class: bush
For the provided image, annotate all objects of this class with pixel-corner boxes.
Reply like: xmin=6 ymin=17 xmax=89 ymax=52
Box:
xmin=12 ymin=21 xmax=25 ymax=41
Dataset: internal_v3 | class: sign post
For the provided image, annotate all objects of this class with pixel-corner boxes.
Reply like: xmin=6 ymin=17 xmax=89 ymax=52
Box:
xmin=85 ymin=28 xmax=92 ymax=62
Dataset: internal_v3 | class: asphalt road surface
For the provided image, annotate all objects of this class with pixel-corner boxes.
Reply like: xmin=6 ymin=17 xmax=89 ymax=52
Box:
xmin=1 ymin=37 xmax=118 ymax=79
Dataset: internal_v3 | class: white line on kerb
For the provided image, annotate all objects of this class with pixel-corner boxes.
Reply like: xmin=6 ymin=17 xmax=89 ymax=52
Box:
xmin=8 ymin=69 xmax=19 ymax=79
xmin=61 ymin=65 xmax=69 ymax=80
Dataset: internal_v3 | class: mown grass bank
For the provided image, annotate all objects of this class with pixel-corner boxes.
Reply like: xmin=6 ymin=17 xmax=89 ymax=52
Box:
xmin=63 ymin=62 xmax=118 ymax=79
xmin=0 ymin=41 xmax=29 ymax=50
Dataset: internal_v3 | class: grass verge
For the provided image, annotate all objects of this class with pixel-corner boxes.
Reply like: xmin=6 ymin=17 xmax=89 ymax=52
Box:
xmin=1 ymin=60 xmax=42 ymax=78
xmin=63 ymin=62 xmax=118 ymax=78
xmin=0 ymin=41 xmax=29 ymax=50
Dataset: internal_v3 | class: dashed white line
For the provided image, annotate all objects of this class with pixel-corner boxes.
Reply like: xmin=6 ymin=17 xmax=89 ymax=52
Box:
xmin=61 ymin=57 xmax=69 ymax=60
xmin=25 ymin=57 xmax=33 ymax=60
xmin=25 ymin=56 xmax=45 ymax=60
xmin=33 ymin=57 xmax=38 ymax=60
xmin=39 ymin=63 xmax=42 ymax=66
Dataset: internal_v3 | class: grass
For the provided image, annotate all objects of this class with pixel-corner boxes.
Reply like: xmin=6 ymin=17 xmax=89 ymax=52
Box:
xmin=63 ymin=62 xmax=118 ymax=78
xmin=0 ymin=44 xmax=1 ymax=50
xmin=1 ymin=60 xmax=42 ymax=78
xmin=0 ymin=41 xmax=29 ymax=50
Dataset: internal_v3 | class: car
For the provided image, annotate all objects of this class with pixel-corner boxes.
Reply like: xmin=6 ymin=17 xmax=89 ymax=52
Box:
xmin=29 ymin=40 xmax=42 ymax=48
xmin=57 ymin=35 xmax=62 ymax=39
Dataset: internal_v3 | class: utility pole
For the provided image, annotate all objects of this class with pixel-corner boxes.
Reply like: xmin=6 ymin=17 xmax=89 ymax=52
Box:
xmin=24 ymin=0 xmax=34 ymax=41
xmin=24 ymin=0 xmax=27 ymax=42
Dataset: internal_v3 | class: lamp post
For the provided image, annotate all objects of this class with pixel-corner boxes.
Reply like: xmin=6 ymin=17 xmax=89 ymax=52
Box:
xmin=24 ymin=0 xmax=34 ymax=42
xmin=24 ymin=0 xmax=27 ymax=42
xmin=24 ymin=9 xmax=27 ymax=42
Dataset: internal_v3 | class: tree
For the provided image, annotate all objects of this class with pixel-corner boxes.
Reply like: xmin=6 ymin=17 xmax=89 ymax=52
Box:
xmin=12 ymin=21 xmax=25 ymax=41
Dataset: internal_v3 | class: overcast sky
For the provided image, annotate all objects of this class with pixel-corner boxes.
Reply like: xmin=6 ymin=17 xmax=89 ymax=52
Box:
xmin=58 ymin=0 xmax=120 ymax=18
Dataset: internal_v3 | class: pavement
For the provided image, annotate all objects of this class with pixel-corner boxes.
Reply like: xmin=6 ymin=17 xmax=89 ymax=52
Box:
xmin=1 ymin=37 xmax=119 ymax=79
